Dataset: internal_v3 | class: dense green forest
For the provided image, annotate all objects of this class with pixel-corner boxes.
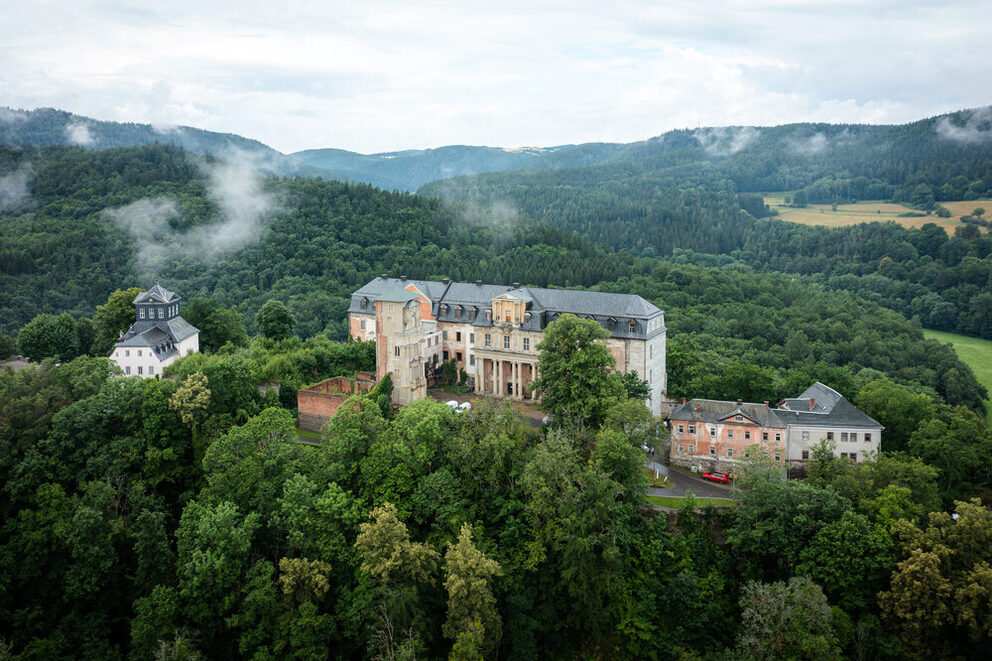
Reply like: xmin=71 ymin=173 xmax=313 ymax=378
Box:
xmin=3 ymin=137 xmax=992 ymax=658
xmin=420 ymin=108 xmax=992 ymax=339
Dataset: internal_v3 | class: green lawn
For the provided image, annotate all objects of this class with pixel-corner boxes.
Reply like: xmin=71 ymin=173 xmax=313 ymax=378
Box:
xmin=296 ymin=428 xmax=323 ymax=441
xmin=646 ymin=495 xmax=736 ymax=509
xmin=923 ymin=329 xmax=992 ymax=423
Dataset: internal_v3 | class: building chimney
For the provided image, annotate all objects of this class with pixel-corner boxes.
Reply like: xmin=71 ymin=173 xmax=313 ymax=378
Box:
xmin=442 ymin=278 xmax=450 ymax=285
xmin=400 ymin=275 xmax=407 ymax=281
xmin=475 ymin=280 xmax=482 ymax=285
xmin=809 ymin=398 xmax=815 ymax=410
xmin=736 ymin=399 xmax=742 ymax=406
xmin=682 ymin=397 xmax=686 ymax=405
xmin=695 ymin=403 xmax=701 ymax=413
xmin=380 ymin=273 xmax=388 ymax=279
xmin=512 ymin=282 xmax=520 ymax=289
xmin=763 ymin=401 xmax=769 ymax=406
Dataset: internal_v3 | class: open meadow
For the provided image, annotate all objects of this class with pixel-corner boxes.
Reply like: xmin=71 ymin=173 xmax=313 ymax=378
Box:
xmin=763 ymin=197 xmax=991 ymax=234
xmin=924 ymin=329 xmax=992 ymax=423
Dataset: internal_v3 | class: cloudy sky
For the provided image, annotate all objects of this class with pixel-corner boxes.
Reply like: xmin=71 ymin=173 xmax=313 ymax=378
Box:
xmin=1 ymin=0 xmax=989 ymax=153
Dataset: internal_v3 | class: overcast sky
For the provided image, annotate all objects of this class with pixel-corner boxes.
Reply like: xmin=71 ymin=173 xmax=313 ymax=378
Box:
xmin=1 ymin=0 xmax=989 ymax=154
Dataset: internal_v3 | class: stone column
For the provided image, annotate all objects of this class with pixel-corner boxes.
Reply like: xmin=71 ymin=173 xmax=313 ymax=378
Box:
xmin=514 ymin=362 xmax=521 ymax=399
xmin=495 ymin=359 xmax=502 ymax=397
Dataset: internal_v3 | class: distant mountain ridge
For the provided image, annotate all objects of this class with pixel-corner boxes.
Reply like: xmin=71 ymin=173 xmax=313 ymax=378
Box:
xmin=0 ymin=107 xmax=334 ymax=178
xmin=2 ymin=105 xmax=991 ymax=194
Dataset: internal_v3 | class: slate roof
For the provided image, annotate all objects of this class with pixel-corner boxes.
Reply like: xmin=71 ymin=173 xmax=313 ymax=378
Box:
xmin=669 ymin=399 xmax=784 ymax=427
xmin=133 ymin=282 xmax=180 ymax=304
xmin=377 ymin=287 xmax=422 ymax=303
xmin=670 ymin=383 xmax=883 ymax=430
xmin=349 ymin=276 xmax=665 ymax=339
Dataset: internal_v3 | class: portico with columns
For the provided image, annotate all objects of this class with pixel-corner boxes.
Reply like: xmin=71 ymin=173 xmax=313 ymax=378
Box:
xmin=474 ymin=351 xmax=539 ymax=400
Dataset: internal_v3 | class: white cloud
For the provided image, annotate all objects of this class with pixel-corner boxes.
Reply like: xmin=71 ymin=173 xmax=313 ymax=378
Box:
xmin=108 ymin=151 xmax=278 ymax=273
xmin=0 ymin=164 xmax=32 ymax=211
xmin=0 ymin=1 xmax=989 ymax=152
xmin=936 ymin=107 xmax=992 ymax=144
xmin=65 ymin=121 xmax=94 ymax=146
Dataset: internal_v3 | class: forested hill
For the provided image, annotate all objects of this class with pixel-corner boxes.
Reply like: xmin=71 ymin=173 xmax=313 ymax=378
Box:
xmin=1 ymin=142 xmax=986 ymax=414
xmin=290 ymin=142 xmax=625 ymax=192
xmin=420 ymin=107 xmax=992 ymax=340
xmin=0 ymin=107 xmax=335 ymax=178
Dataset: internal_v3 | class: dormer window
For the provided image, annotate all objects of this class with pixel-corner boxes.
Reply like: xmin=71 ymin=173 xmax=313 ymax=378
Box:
xmin=735 ymin=415 xmax=743 ymax=421
xmin=360 ymin=297 xmax=368 ymax=309
xmin=139 ymin=308 xmax=145 ymax=319
xmin=523 ymin=312 xmax=531 ymax=323
xmin=628 ymin=320 xmax=637 ymax=334
xmin=157 ymin=308 xmax=164 ymax=319
xmin=608 ymin=317 xmax=616 ymax=330
xmin=485 ymin=310 xmax=492 ymax=322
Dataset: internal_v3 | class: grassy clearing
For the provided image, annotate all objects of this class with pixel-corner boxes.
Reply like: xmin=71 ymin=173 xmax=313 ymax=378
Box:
xmin=296 ymin=427 xmax=323 ymax=441
xmin=763 ymin=197 xmax=991 ymax=234
xmin=923 ymin=329 xmax=992 ymax=423
xmin=646 ymin=495 xmax=737 ymax=509
xmin=643 ymin=467 xmax=670 ymax=488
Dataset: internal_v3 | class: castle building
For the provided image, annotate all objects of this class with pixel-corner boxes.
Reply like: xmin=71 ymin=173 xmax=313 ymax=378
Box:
xmin=349 ymin=276 xmax=667 ymax=414
xmin=668 ymin=382 xmax=883 ymax=471
xmin=109 ymin=282 xmax=199 ymax=377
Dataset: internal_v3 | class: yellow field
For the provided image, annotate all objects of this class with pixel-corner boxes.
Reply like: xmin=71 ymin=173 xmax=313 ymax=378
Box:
xmin=763 ymin=197 xmax=991 ymax=234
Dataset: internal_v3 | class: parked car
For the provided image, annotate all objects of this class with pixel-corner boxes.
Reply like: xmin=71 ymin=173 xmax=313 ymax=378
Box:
xmin=701 ymin=471 xmax=730 ymax=484
xmin=445 ymin=400 xmax=459 ymax=411
xmin=456 ymin=401 xmax=472 ymax=413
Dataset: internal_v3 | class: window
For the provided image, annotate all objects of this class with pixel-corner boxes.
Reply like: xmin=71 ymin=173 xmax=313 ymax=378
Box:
xmin=762 ymin=432 xmax=768 ymax=441
xmin=649 ymin=370 xmax=653 ymax=381
xmin=688 ymin=445 xmax=694 ymax=453
xmin=443 ymin=350 xmax=449 ymax=360
xmin=775 ymin=433 xmax=781 ymax=442
xmin=443 ymin=331 xmax=448 ymax=340
xmin=710 ymin=428 xmax=716 ymax=437
xmin=360 ymin=320 xmax=366 ymax=330
xmin=427 ymin=337 xmax=431 ymax=347
xmin=678 ymin=444 xmax=684 ymax=453
xmin=485 ymin=334 xmax=491 ymax=347
xmin=456 ymin=352 xmax=462 ymax=362
xmin=735 ymin=415 xmax=743 ymax=421
xmin=688 ymin=425 xmax=695 ymax=434
xmin=851 ymin=433 xmax=858 ymax=442
xmin=470 ymin=355 xmax=475 ymax=366
xmin=628 ymin=320 xmax=636 ymax=334
xmin=137 ymin=366 xmax=143 ymax=375
xmin=125 ymin=366 xmax=131 ymax=375
xmin=394 ymin=346 xmax=400 ymax=356
xmin=125 ymin=350 xmax=130 ymax=357
xmin=802 ymin=450 xmax=809 ymax=460
xmin=157 ymin=308 xmax=163 ymax=319
xmin=802 ymin=431 xmax=810 ymax=441
xmin=827 ymin=432 xmax=833 ymax=440
xmin=456 ymin=332 xmax=462 ymax=342
xmin=470 ymin=333 xmax=475 ymax=344
xmin=850 ymin=452 xmax=857 ymax=462
xmin=710 ymin=447 xmax=716 ymax=455
xmin=727 ymin=448 xmax=734 ymax=458
xmin=505 ymin=311 xmax=511 ymax=322
xmin=137 ymin=350 xmax=142 ymax=357
xmin=503 ymin=335 xmax=510 ymax=349
xmin=840 ymin=452 xmax=848 ymax=459
xmin=841 ymin=432 xmax=848 ymax=442
xmin=744 ymin=431 xmax=751 ymax=440
xmin=678 ymin=424 xmax=684 ymax=433
xmin=864 ymin=433 xmax=871 ymax=442
xmin=523 ymin=338 xmax=530 ymax=351
xmin=139 ymin=308 xmax=145 ymax=318
xmin=148 ymin=365 xmax=154 ymax=375
xmin=774 ymin=453 xmax=781 ymax=461
xmin=728 ymin=430 xmax=734 ymax=438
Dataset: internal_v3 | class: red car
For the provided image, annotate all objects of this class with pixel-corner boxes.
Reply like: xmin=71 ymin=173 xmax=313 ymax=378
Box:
xmin=701 ymin=472 xmax=730 ymax=484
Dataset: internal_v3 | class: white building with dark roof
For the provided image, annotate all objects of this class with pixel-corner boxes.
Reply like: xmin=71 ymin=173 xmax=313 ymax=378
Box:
xmin=109 ymin=282 xmax=199 ymax=377
xmin=668 ymin=382 xmax=883 ymax=471
xmin=349 ymin=276 xmax=667 ymax=414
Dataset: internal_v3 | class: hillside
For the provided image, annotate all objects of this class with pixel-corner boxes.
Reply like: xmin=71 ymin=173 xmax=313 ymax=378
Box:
xmin=0 ymin=107 xmax=334 ymax=178
xmin=419 ymin=108 xmax=992 ymax=340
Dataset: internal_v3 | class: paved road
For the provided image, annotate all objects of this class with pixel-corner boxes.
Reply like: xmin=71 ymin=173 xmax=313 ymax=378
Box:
xmin=650 ymin=465 xmax=739 ymax=499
